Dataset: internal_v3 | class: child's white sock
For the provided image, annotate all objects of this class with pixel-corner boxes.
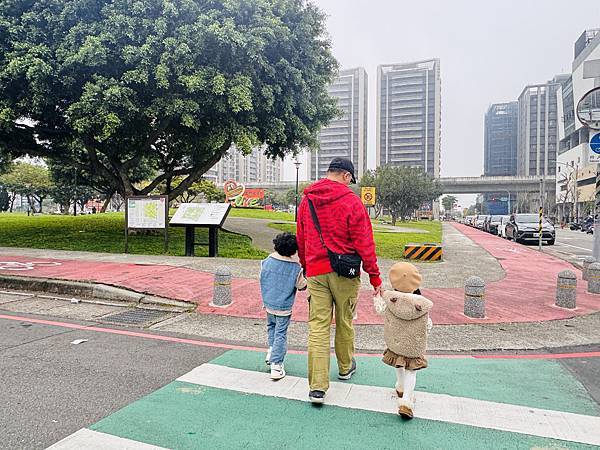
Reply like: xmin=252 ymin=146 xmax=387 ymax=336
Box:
xmin=395 ymin=367 xmax=405 ymax=393
xmin=402 ymin=369 xmax=417 ymax=403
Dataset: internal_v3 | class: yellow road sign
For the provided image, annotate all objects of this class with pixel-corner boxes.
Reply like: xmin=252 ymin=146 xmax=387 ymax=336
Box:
xmin=361 ymin=187 xmax=376 ymax=206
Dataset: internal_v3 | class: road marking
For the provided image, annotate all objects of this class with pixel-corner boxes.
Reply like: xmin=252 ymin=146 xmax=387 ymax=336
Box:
xmin=554 ymin=242 xmax=593 ymax=252
xmin=0 ymin=261 xmax=62 ymax=271
xmin=47 ymin=428 xmax=167 ymax=449
xmin=1 ymin=313 xmax=599 ymax=360
xmin=179 ymin=364 xmax=600 ymax=446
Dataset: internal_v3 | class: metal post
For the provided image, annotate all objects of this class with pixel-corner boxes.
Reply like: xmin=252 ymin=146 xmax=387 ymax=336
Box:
xmin=208 ymin=227 xmax=218 ymax=257
xmin=505 ymin=190 xmax=511 ymax=215
xmin=573 ymin=163 xmax=579 ymax=222
xmin=539 ymin=178 xmax=543 ymax=251
xmin=594 ymin=163 xmax=600 ymax=260
xmin=185 ymin=226 xmax=195 ymax=257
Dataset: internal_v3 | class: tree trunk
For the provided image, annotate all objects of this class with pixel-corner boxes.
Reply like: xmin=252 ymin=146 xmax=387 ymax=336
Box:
xmin=100 ymin=195 xmax=112 ymax=213
xmin=391 ymin=213 xmax=397 ymax=226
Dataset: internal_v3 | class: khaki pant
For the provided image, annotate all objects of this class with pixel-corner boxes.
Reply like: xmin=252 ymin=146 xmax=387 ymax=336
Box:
xmin=307 ymin=273 xmax=361 ymax=392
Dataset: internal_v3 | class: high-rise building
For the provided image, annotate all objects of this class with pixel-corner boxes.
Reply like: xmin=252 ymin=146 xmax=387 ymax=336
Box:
xmin=555 ymin=30 xmax=600 ymax=221
xmin=376 ymin=59 xmax=441 ymax=178
xmin=484 ymin=102 xmax=518 ymax=176
xmin=517 ymin=75 xmax=568 ymax=177
xmin=308 ymin=67 xmax=368 ymax=181
xmin=574 ymin=29 xmax=600 ymax=59
xmin=205 ymin=146 xmax=282 ymax=184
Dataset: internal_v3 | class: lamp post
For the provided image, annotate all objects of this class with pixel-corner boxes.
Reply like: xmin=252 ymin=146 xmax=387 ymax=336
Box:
xmin=294 ymin=159 xmax=301 ymax=222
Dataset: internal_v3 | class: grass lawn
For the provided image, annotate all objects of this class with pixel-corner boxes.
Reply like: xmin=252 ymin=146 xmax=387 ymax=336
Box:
xmin=0 ymin=213 xmax=267 ymax=259
xmin=268 ymin=220 xmax=442 ymax=260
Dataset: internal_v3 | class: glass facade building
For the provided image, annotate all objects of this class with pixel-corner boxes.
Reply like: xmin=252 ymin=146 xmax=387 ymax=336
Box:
xmin=484 ymin=102 xmax=518 ymax=176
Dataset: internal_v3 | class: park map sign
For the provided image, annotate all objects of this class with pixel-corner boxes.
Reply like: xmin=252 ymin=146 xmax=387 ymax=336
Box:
xmin=170 ymin=203 xmax=231 ymax=227
xmin=125 ymin=195 xmax=169 ymax=253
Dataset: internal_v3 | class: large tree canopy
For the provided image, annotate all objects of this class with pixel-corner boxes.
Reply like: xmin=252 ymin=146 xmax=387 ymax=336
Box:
xmin=0 ymin=0 xmax=338 ymax=198
xmin=361 ymin=166 xmax=442 ymax=225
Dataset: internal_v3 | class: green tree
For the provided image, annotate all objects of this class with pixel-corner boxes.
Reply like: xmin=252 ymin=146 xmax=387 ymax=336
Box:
xmin=441 ymin=195 xmax=458 ymax=212
xmin=0 ymin=162 xmax=54 ymax=213
xmin=177 ymin=179 xmax=224 ymax=203
xmin=0 ymin=0 xmax=338 ymax=200
xmin=364 ymin=166 xmax=442 ymax=225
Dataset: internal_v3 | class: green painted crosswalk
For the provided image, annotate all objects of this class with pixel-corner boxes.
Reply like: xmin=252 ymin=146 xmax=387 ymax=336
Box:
xmin=49 ymin=351 xmax=600 ymax=450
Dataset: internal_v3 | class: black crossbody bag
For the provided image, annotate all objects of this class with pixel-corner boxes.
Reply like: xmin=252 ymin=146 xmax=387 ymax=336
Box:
xmin=307 ymin=198 xmax=362 ymax=278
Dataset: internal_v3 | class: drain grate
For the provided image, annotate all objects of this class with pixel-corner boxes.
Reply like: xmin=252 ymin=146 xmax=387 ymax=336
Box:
xmin=100 ymin=309 xmax=172 ymax=327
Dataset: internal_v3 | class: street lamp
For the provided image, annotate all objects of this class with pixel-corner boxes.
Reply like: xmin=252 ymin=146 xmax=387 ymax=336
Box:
xmin=294 ymin=159 xmax=301 ymax=222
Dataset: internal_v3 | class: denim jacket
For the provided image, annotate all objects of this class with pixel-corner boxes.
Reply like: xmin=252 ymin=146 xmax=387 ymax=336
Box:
xmin=260 ymin=253 xmax=305 ymax=314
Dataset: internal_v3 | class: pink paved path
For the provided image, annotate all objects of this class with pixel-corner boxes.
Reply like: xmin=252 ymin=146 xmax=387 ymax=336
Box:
xmin=0 ymin=223 xmax=598 ymax=324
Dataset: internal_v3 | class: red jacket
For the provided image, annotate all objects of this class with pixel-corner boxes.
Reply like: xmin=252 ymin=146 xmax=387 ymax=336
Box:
xmin=296 ymin=179 xmax=382 ymax=288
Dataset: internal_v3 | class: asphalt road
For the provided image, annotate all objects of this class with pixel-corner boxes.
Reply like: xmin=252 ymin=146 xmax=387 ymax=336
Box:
xmin=546 ymin=228 xmax=594 ymax=265
xmin=0 ymin=312 xmax=225 ymax=450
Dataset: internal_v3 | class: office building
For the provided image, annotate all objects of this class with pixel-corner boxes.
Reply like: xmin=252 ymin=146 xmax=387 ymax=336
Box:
xmin=517 ymin=75 xmax=569 ymax=178
xmin=376 ymin=59 xmax=441 ymax=178
xmin=556 ymin=30 xmax=600 ymax=221
xmin=308 ymin=67 xmax=368 ymax=181
xmin=483 ymin=102 xmax=518 ymax=214
xmin=484 ymin=102 xmax=518 ymax=176
xmin=206 ymin=146 xmax=282 ymax=184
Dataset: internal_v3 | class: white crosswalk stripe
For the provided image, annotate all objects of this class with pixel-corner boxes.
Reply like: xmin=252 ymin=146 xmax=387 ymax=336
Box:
xmin=178 ymin=363 xmax=600 ymax=447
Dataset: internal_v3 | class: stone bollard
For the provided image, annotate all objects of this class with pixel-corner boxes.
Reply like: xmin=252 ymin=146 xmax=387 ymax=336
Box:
xmin=211 ymin=266 xmax=232 ymax=307
xmin=587 ymin=263 xmax=600 ymax=295
xmin=582 ymin=257 xmax=596 ymax=281
xmin=464 ymin=276 xmax=485 ymax=318
xmin=556 ymin=270 xmax=577 ymax=309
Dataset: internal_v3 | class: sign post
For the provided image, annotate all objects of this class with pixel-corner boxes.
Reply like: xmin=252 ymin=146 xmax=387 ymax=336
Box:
xmin=125 ymin=196 xmax=169 ymax=254
xmin=170 ymin=203 xmax=231 ymax=257
xmin=590 ymin=132 xmax=600 ymax=259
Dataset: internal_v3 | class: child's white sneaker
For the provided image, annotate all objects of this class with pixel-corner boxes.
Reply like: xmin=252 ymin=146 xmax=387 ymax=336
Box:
xmin=270 ymin=364 xmax=285 ymax=380
xmin=265 ymin=347 xmax=272 ymax=365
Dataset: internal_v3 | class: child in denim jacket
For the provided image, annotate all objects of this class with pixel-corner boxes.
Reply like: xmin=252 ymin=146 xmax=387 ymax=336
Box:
xmin=260 ymin=233 xmax=307 ymax=380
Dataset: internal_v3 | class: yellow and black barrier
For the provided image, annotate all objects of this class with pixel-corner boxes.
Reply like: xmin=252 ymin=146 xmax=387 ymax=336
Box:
xmin=403 ymin=243 xmax=443 ymax=261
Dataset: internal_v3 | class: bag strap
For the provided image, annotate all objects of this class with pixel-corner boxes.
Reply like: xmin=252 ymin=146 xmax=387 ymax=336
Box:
xmin=307 ymin=197 xmax=327 ymax=250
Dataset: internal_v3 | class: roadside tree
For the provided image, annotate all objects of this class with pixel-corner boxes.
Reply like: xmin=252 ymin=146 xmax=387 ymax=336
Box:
xmin=0 ymin=162 xmax=53 ymax=213
xmin=441 ymin=195 xmax=458 ymax=212
xmin=0 ymin=0 xmax=338 ymax=200
xmin=364 ymin=166 xmax=442 ymax=225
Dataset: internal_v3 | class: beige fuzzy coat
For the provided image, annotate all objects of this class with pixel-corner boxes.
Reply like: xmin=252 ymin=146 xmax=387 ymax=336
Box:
xmin=380 ymin=290 xmax=433 ymax=358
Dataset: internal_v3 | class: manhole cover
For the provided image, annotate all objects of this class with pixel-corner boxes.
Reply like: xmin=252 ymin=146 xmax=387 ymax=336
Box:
xmin=101 ymin=309 xmax=172 ymax=327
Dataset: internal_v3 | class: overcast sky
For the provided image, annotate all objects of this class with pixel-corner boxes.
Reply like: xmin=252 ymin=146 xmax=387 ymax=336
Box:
xmin=283 ymin=0 xmax=600 ymax=204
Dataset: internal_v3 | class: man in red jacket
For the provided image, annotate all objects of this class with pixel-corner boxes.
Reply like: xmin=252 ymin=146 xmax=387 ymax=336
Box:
xmin=297 ymin=157 xmax=382 ymax=404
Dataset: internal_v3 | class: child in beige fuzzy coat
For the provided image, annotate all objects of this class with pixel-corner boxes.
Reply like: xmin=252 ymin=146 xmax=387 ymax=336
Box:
xmin=373 ymin=262 xmax=433 ymax=419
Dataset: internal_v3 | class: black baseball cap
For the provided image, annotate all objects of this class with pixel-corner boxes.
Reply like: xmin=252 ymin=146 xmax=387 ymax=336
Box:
xmin=328 ymin=157 xmax=356 ymax=184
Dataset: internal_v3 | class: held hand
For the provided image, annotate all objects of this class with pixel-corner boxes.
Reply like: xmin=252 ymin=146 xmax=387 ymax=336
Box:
xmin=373 ymin=285 xmax=382 ymax=297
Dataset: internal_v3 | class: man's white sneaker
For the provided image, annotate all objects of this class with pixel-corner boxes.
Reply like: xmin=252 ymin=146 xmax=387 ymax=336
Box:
xmin=270 ymin=364 xmax=286 ymax=380
xmin=265 ymin=347 xmax=272 ymax=365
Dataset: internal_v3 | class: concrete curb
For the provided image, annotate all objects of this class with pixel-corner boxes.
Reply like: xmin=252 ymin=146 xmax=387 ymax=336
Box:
xmin=0 ymin=274 xmax=195 ymax=311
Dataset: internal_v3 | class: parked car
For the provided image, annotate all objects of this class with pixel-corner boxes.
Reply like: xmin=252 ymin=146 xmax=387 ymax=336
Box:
xmin=487 ymin=215 xmax=504 ymax=235
xmin=505 ymin=214 xmax=555 ymax=245
xmin=475 ymin=215 xmax=489 ymax=229
xmin=498 ymin=215 xmax=511 ymax=238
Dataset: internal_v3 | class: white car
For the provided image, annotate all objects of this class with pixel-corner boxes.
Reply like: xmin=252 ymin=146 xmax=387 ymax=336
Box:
xmin=498 ymin=215 xmax=511 ymax=238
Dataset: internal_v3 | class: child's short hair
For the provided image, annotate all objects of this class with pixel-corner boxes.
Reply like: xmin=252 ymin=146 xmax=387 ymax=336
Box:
xmin=273 ymin=232 xmax=298 ymax=257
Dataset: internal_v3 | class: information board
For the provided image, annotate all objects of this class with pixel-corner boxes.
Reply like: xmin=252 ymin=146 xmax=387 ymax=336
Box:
xmin=127 ymin=196 xmax=167 ymax=229
xmin=170 ymin=203 xmax=231 ymax=227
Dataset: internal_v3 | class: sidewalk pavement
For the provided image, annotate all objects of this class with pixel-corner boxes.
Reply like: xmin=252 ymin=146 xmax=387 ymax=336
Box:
xmin=1 ymin=222 xmax=599 ymax=326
